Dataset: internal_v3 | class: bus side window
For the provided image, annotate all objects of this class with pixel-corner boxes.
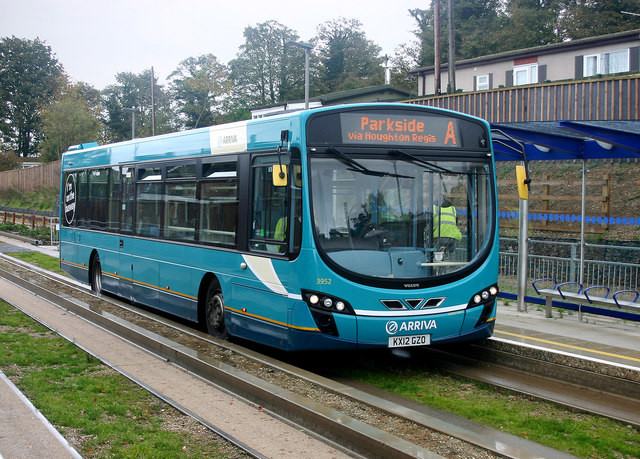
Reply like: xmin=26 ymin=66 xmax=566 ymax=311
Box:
xmin=89 ymin=168 xmax=109 ymax=230
xmin=199 ymin=161 xmax=239 ymax=248
xmin=164 ymin=181 xmax=197 ymax=242
xmin=77 ymin=170 xmax=89 ymax=227
xmin=120 ymin=167 xmax=135 ymax=235
xmin=107 ymin=166 xmax=121 ymax=233
xmin=136 ymin=167 xmax=163 ymax=238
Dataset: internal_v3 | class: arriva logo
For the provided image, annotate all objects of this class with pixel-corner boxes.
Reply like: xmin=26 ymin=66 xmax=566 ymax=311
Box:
xmin=385 ymin=319 xmax=437 ymax=335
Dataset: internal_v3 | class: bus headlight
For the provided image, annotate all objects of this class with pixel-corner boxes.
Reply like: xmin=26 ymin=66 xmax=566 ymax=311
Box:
xmin=302 ymin=290 xmax=354 ymax=315
xmin=467 ymin=284 xmax=499 ymax=327
xmin=301 ymin=290 xmax=355 ymax=337
xmin=467 ymin=284 xmax=499 ymax=309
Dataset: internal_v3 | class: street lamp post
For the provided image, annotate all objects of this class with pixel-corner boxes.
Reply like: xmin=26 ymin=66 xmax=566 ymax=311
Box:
xmin=287 ymin=41 xmax=313 ymax=110
xmin=123 ymin=107 xmax=136 ymax=139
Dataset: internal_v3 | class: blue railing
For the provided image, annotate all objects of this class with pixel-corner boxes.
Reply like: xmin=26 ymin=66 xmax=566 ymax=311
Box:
xmin=499 ymin=211 xmax=640 ymax=226
xmin=498 ymin=238 xmax=640 ymax=321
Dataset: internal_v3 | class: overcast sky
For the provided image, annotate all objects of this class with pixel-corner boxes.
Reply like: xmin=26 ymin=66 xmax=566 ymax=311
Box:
xmin=1 ymin=0 xmax=422 ymax=90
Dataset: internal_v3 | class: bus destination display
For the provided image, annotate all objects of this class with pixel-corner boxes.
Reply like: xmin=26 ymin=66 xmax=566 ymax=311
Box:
xmin=340 ymin=112 xmax=461 ymax=148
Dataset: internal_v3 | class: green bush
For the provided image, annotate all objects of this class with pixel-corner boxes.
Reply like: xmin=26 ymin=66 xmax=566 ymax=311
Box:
xmin=0 ymin=223 xmax=51 ymax=241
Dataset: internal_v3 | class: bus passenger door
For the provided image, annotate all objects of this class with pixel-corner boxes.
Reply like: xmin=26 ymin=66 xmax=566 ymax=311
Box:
xmin=118 ymin=167 xmax=134 ymax=300
xmin=231 ymin=155 xmax=293 ymax=348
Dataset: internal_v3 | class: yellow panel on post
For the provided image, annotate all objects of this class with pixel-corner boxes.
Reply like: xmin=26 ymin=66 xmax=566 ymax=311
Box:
xmin=516 ymin=165 xmax=529 ymax=200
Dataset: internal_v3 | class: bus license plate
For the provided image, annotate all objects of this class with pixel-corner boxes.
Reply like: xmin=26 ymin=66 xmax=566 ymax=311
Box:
xmin=388 ymin=334 xmax=431 ymax=348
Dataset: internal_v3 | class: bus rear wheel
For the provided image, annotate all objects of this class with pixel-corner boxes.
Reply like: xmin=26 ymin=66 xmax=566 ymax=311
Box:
xmin=90 ymin=255 xmax=102 ymax=293
xmin=205 ymin=283 xmax=228 ymax=339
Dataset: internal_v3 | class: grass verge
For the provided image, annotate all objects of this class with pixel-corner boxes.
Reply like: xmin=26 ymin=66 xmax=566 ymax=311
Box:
xmin=7 ymin=250 xmax=66 ymax=276
xmin=0 ymin=186 xmax=58 ymax=211
xmin=342 ymin=363 xmax=640 ymax=458
xmin=0 ymin=300 xmax=242 ymax=458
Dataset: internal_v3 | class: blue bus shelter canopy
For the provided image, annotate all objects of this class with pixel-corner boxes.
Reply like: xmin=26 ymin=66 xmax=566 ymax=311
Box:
xmin=491 ymin=121 xmax=640 ymax=162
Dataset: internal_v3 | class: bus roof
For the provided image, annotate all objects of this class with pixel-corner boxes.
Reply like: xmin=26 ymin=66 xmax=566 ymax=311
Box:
xmin=61 ymin=103 xmax=489 ymax=170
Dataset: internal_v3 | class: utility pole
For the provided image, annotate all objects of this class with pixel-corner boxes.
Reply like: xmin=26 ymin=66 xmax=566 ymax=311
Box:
xmin=434 ymin=0 xmax=441 ymax=95
xmin=151 ymin=67 xmax=156 ymax=136
xmin=447 ymin=0 xmax=456 ymax=94
xmin=384 ymin=55 xmax=391 ymax=85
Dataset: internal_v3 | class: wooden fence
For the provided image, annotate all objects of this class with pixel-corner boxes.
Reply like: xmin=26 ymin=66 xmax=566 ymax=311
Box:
xmin=0 ymin=160 xmax=61 ymax=192
xmin=0 ymin=211 xmax=58 ymax=228
xmin=408 ymin=75 xmax=640 ymax=122
xmin=498 ymin=174 xmax=611 ymax=233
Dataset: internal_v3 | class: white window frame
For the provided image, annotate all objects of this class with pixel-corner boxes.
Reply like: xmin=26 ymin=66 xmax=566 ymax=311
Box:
xmin=476 ymin=74 xmax=490 ymax=91
xmin=584 ymin=54 xmax=600 ymax=77
xmin=584 ymin=49 xmax=630 ymax=76
xmin=513 ymin=63 xmax=538 ymax=86
xmin=606 ymin=49 xmax=629 ymax=74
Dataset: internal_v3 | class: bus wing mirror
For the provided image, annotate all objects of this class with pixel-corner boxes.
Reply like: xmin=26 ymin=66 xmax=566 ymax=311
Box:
xmin=273 ymin=165 xmax=287 ymax=187
xmin=516 ymin=165 xmax=529 ymax=200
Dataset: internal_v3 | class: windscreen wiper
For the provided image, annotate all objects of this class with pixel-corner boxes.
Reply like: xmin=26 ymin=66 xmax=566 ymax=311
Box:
xmin=389 ymin=149 xmax=455 ymax=174
xmin=327 ymin=147 xmax=413 ymax=179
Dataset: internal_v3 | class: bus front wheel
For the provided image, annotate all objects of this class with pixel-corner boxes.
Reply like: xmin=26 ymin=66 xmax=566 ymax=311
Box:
xmin=205 ymin=283 xmax=228 ymax=339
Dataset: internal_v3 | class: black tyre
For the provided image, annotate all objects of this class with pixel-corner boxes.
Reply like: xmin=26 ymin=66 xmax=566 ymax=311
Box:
xmin=90 ymin=256 xmax=102 ymax=293
xmin=205 ymin=282 xmax=228 ymax=339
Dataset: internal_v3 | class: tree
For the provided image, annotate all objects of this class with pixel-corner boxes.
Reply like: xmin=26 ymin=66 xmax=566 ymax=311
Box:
xmin=230 ymin=21 xmax=304 ymax=108
xmin=40 ymin=81 xmax=103 ymax=162
xmin=102 ymin=69 xmax=174 ymax=142
xmin=0 ymin=150 xmax=20 ymax=172
xmin=312 ymin=18 xmax=384 ymax=94
xmin=407 ymin=8 xmax=436 ymax=69
xmin=454 ymin=0 xmax=508 ymax=58
xmin=0 ymin=36 xmax=63 ymax=156
xmin=169 ymin=54 xmax=231 ymax=129
xmin=501 ymin=0 xmax=561 ymax=50
xmin=559 ymin=0 xmax=640 ymax=40
xmin=390 ymin=43 xmax=422 ymax=91
xmin=407 ymin=1 xmax=506 ymax=70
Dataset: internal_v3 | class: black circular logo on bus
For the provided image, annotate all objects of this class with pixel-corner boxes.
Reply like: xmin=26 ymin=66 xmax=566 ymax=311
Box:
xmin=64 ymin=174 xmax=76 ymax=225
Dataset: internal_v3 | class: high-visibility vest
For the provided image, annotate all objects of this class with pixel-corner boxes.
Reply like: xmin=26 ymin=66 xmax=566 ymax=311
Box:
xmin=433 ymin=205 xmax=462 ymax=242
xmin=275 ymin=217 xmax=287 ymax=241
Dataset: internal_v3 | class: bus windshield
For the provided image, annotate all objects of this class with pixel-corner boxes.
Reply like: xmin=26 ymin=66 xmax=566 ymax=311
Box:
xmin=310 ymin=151 xmax=493 ymax=282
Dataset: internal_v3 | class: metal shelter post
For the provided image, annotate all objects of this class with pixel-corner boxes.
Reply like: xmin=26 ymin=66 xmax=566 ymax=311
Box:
xmin=491 ymin=129 xmax=529 ymax=311
xmin=580 ymin=159 xmax=587 ymax=285
xmin=517 ymin=190 xmax=529 ymax=312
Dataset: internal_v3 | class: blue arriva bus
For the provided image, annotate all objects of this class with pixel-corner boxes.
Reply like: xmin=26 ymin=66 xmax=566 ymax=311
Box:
xmin=60 ymin=103 xmax=498 ymax=351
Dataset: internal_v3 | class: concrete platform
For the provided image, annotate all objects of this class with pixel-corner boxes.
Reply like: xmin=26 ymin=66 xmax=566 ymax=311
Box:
xmin=495 ymin=299 xmax=640 ymax=371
